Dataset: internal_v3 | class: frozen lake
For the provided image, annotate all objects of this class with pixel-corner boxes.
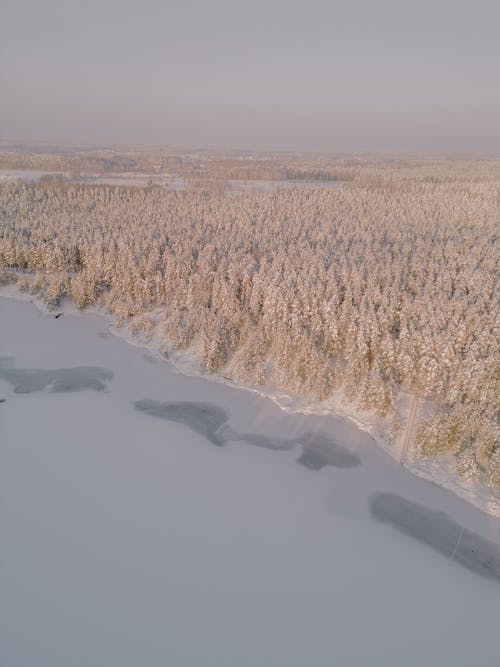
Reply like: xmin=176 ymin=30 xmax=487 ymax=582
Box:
xmin=0 ymin=169 xmax=57 ymax=182
xmin=0 ymin=169 xmax=340 ymax=191
xmin=0 ymin=297 xmax=499 ymax=667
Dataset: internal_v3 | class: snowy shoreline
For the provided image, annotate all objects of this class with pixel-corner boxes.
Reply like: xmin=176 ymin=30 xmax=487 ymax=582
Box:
xmin=1 ymin=283 xmax=498 ymax=517
xmin=2 ymin=293 xmax=499 ymax=667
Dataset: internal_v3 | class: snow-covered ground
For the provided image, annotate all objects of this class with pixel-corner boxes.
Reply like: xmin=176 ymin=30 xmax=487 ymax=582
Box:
xmin=1 ymin=296 xmax=499 ymax=667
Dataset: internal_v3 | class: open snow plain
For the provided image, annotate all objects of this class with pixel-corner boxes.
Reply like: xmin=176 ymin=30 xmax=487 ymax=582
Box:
xmin=1 ymin=296 xmax=499 ymax=667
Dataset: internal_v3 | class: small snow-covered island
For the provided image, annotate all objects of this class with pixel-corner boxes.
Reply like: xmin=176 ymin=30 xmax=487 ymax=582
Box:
xmin=0 ymin=146 xmax=499 ymax=666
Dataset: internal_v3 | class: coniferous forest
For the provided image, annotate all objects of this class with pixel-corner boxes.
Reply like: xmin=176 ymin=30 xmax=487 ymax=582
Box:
xmin=1 ymin=151 xmax=498 ymax=487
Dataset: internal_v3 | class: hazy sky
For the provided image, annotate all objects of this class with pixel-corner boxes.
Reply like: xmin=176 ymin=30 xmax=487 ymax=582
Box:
xmin=1 ymin=0 xmax=499 ymax=151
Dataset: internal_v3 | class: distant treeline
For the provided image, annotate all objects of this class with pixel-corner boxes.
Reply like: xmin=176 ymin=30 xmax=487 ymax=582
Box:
xmin=3 ymin=146 xmax=497 ymax=185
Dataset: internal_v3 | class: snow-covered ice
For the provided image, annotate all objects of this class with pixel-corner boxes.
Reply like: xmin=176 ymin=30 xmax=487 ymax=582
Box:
xmin=0 ymin=169 xmax=59 ymax=182
xmin=0 ymin=169 xmax=341 ymax=191
xmin=1 ymin=296 xmax=499 ymax=667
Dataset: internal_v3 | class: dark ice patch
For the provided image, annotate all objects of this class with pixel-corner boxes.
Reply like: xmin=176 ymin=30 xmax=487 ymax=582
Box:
xmin=0 ymin=362 xmax=113 ymax=394
xmin=134 ymin=399 xmax=229 ymax=445
xmin=229 ymin=430 xmax=294 ymax=451
xmin=370 ymin=493 xmax=500 ymax=582
xmin=134 ymin=399 xmax=361 ymax=469
xmin=297 ymin=433 xmax=361 ymax=469
xmin=142 ymin=353 xmax=158 ymax=365
xmin=234 ymin=430 xmax=360 ymax=468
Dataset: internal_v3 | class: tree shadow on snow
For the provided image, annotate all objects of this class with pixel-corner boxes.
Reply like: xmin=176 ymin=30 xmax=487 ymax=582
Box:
xmin=370 ymin=493 xmax=500 ymax=582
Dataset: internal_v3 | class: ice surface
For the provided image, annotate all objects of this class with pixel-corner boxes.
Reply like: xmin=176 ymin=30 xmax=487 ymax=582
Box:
xmin=1 ymin=296 xmax=499 ymax=667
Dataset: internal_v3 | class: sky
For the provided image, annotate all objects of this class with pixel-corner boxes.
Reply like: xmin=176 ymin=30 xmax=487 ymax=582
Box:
xmin=1 ymin=0 xmax=499 ymax=152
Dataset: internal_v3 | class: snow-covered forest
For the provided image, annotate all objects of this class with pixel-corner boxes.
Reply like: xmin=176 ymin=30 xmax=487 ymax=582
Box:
xmin=0 ymin=155 xmax=498 ymax=487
